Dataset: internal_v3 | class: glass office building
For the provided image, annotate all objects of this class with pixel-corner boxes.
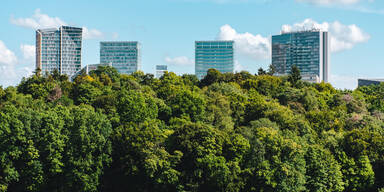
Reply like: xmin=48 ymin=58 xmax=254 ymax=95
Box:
xmin=272 ymin=30 xmax=329 ymax=83
xmin=156 ymin=65 xmax=167 ymax=78
xmin=36 ymin=26 xmax=82 ymax=77
xmin=358 ymin=79 xmax=384 ymax=87
xmin=100 ymin=41 xmax=141 ymax=74
xmin=195 ymin=41 xmax=234 ymax=79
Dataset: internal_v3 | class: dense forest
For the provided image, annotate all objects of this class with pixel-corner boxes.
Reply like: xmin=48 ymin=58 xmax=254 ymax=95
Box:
xmin=0 ymin=66 xmax=383 ymax=192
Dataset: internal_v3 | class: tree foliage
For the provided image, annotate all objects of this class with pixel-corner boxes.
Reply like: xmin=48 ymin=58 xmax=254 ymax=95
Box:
xmin=0 ymin=66 xmax=383 ymax=192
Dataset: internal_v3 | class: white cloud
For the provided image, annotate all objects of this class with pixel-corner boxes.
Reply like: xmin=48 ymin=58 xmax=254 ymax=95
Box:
xmin=0 ymin=41 xmax=35 ymax=87
xmin=296 ymin=0 xmax=361 ymax=5
xmin=20 ymin=44 xmax=35 ymax=60
xmin=281 ymin=18 xmax=370 ymax=52
xmin=165 ymin=56 xmax=194 ymax=66
xmin=11 ymin=9 xmax=103 ymax=39
xmin=234 ymin=60 xmax=244 ymax=72
xmin=329 ymin=74 xmax=357 ymax=90
xmin=0 ymin=40 xmax=18 ymax=86
xmin=10 ymin=9 xmax=66 ymax=29
xmin=19 ymin=44 xmax=35 ymax=81
xmin=217 ymin=24 xmax=270 ymax=60
xmin=82 ymin=27 xmax=103 ymax=39
xmin=0 ymin=41 xmax=17 ymax=66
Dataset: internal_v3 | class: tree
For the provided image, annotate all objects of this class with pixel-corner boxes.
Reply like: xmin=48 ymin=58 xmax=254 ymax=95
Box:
xmin=267 ymin=64 xmax=276 ymax=76
xmin=200 ymin=69 xmax=223 ymax=87
xmin=104 ymin=120 xmax=181 ymax=192
xmin=242 ymin=127 xmax=307 ymax=192
xmin=2 ymin=65 xmax=384 ymax=192
xmin=288 ymin=65 xmax=302 ymax=87
xmin=117 ymin=90 xmax=158 ymax=124
xmin=257 ymin=67 xmax=266 ymax=75
xmin=167 ymin=89 xmax=206 ymax=122
xmin=305 ymin=145 xmax=345 ymax=192
xmin=62 ymin=106 xmax=112 ymax=192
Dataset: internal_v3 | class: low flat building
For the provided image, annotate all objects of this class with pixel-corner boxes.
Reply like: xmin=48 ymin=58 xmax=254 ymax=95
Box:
xmin=156 ymin=65 xmax=167 ymax=78
xmin=71 ymin=63 xmax=112 ymax=81
xmin=358 ymin=79 xmax=384 ymax=87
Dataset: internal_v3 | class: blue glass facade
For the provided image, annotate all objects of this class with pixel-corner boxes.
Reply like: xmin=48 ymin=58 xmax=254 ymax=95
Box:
xmin=195 ymin=41 xmax=234 ymax=79
xmin=100 ymin=41 xmax=141 ymax=74
xmin=36 ymin=26 xmax=82 ymax=77
xmin=272 ymin=30 xmax=329 ymax=83
xmin=358 ymin=79 xmax=384 ymax=87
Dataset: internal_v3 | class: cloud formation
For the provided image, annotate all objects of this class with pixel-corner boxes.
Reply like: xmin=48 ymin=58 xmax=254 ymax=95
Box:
xmin=0 ymin=41 xmax=18 ymax=66
xmin=20 ymin=44 xmax=35 ymax=60
xmin=83 ymin=27 xmax=103 ymax=40
xmin=0 ymin=41 xmax=35 ymax=87
xmin=329 ymin=74 xmax=358 ymax=90
xmin=164 ymin=56 xmax=194 ymax=66
xmin=10 ymin=9 xmax=103 ymax=39
xmin=217 ymin=24 xmax=270 ymax=60
xmin=281 ymin=18 xmax=370 ymax=52
xmin=0 ymin=40 xmax=18 ymax=86
xmin=10 ymin=9 xmax=66 ymax=29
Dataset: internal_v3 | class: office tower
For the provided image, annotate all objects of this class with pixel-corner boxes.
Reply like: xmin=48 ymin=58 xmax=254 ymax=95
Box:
xmin=36 ymin=26 xmax=82 ymax=77
xmin=156 ymin=65 xmax=167 ymax=78
xmin=100 ymin=41 xmax=141 ymax=74
xmin=358 ymin=79 xmax=384 ymax=87
xmin=195 ymin=40 xmax=234 ymax=80
xmin=272 ymin=29 xmax=329 ymax=83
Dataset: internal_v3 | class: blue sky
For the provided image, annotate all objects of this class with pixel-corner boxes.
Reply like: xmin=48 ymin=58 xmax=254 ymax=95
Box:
xmin=0 ymin=0 xmax=383 ymax=89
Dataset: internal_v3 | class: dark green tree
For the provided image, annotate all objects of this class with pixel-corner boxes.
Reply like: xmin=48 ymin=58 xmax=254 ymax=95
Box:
xmin=288 ymin=65 xmax=302 ymax=87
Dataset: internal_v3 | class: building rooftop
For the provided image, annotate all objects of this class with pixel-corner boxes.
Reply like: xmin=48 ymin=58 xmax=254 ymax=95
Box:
xmin=358 ymin=78 xmax=384 ymax=82
xmin=37 ymin=26 xmax=82 ymax=32
xmin=195 ymin=40 xmax=234 ymax=43
xmin=279 ymin=28 xmax=326 ymax=35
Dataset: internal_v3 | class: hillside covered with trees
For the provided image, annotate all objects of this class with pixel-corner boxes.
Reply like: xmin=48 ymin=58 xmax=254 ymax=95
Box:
xmin=0 ymin=66 xmax=383 ymax=192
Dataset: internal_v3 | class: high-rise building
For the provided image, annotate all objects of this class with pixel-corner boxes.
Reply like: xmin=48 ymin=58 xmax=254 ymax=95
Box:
xmin=272 ymin=29 xmax=329 ymax=83
xmin=195 ymin=41 xmax=234 ymax=79
xmin=36 ymin=26 xmax=82 ymax=77
xmin=100 ymin=41 xmax=141 ymax=74
xmin=156 ymin=65 xmax=167 ymax=78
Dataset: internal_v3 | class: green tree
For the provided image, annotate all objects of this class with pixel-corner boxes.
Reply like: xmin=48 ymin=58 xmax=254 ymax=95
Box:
xmin=117 ymin=90 xmax=158 ymax=124
xmin=288 ymin=65 xmax=302 ymax=87
xmin=267 ymin=64 xmax=276 ymax=76
xmin=105 ymin=120 xmax=181 ymax=192
xmin=257 ymin=67 xmax=266 ymax=75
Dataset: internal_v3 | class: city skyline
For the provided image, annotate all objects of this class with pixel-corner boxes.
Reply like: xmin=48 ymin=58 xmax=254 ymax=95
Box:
xmin=0 ymin=0 xmax=383 ymax=89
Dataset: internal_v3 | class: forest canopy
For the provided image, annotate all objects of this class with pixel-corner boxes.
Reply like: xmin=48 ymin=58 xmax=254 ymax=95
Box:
xmin=0 ymin=67 xmax=383 ymax=192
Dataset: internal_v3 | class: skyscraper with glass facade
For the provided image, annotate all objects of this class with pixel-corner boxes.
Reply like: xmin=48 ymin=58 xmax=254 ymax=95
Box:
xmin=272 ymin=30 xmax=329 ymax=83
xmin=100 ymin=41 xmax=141 ymax=74
xmin=195 ymin=41 xmax=234 ymax=79
xmin=36 ymin=26 xmax=82 ymax=77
